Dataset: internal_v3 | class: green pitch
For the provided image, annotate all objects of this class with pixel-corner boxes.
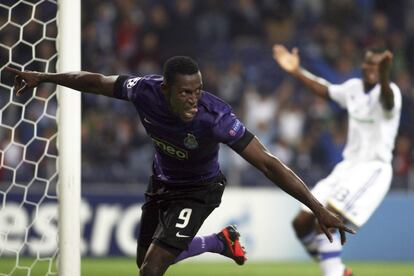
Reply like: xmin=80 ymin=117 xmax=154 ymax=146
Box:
xmin=1 ymin=258 xmax=413 ymax=276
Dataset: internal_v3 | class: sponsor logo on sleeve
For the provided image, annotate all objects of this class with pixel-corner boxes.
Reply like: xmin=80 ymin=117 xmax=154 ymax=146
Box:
xmin=229 ymin=119 xmax=241 ymax=136
xmin=127 ymin=77 xmax=141 ymax=88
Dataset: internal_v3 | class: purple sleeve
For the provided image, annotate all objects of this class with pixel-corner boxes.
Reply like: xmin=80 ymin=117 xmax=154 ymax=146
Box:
xmin=113 ymin=75 xmax=143 ymax=102
xmin=212 ymin=112 xmax=246 ymax=145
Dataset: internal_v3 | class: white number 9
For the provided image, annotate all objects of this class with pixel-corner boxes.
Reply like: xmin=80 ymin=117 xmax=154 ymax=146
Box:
xmin=175 ymin=208 xmax=192 ymax=229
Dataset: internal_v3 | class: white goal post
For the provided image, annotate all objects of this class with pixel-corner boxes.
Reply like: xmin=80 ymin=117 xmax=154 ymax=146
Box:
xmin=57 ymin=0 xmax=81 ymax=276
xmin=0 ymin=0 xmax=81 ymax=275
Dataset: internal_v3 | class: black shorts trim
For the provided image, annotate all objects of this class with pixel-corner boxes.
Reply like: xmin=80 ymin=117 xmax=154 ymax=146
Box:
xmin=153 ymin=239 xmax=182 ymax=256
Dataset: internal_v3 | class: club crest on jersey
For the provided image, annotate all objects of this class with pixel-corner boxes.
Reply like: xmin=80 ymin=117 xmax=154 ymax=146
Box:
xmin=127 ymin=77 xmax=141 ymax=88
xmin=183 ymin=133 xmax=199 ymax=150
xmin=229 ymin=119 xmax=241 ymax=136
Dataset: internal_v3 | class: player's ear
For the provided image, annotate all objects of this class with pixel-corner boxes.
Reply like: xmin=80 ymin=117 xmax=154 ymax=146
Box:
xmin=161 ymin=82 xmax=172 ymax=98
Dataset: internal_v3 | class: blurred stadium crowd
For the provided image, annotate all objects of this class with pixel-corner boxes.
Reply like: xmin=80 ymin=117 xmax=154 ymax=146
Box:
xmin=1 ymin=0 xmax=414 ymax=190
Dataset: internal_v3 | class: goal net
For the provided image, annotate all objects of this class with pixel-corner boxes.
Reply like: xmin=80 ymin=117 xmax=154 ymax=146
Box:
xmin=0 ymin=1 xmax=80 ymax=275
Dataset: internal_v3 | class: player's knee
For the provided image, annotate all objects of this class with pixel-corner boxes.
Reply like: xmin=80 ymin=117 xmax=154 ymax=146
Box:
xmin=139 ymin=262 xmax=163 ymax=276
xmin=292 ymin=212 xmax=315 ymax=237
xmin=292 ymin=214 xmax=303 ymax=233
xmin=292 ymin=213 xmax=305 ymax=233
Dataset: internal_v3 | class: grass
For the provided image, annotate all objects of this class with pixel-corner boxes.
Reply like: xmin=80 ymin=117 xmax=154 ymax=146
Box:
xmin=0 ymin=258 xmax=413 ymax=276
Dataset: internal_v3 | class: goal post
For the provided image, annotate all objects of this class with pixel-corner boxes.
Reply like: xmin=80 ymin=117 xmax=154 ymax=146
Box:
xmin=0 ymin=0 xmax=81 ymax=275
xmin=57 ymin=0 xmax=81 ymax=276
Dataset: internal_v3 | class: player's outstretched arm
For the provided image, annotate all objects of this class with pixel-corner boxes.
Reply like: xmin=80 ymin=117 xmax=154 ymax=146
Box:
xmin=377 ymin=50 xmax=395 ymax=110
xmin=4 ymin=67 xmax=118 ymax=97
xmin=238 ymin=136 xmax=355 ymax=244
xmin=272 ymin=44 xmax=331 ymax=99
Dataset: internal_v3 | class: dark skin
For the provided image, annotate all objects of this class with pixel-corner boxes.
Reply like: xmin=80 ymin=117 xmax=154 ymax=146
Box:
xmin=4 ymin=66 xmax=354 ymax=276
xmin=161 ymin=72 xmax=203 ymax=123
xmin=272 ymin=44 xmax=395 ymax=238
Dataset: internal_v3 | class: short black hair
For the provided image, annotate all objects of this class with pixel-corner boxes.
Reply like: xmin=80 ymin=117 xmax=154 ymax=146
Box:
xmin=163 ymin=56 xmax=199 ymax=85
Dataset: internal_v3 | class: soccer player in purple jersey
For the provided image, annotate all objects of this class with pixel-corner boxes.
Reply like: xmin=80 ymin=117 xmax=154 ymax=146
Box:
xmin=5 ymin=56 xmax=354 ymax=276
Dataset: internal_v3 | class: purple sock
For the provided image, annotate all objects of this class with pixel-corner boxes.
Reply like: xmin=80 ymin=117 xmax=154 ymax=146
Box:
xmin=174 ymin=234 xmax=224 ymax=263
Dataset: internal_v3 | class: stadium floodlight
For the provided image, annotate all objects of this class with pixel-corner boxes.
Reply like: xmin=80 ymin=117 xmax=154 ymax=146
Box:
xmin=0 ymin=1 xmax=81 ymax=276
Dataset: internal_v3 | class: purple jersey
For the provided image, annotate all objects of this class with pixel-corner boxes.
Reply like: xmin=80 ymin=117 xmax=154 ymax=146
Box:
xmin=114 ymin=75 xmax=247 ymax=184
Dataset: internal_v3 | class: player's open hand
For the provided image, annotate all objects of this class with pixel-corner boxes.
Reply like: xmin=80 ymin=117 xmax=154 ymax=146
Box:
xmin=272 ymin=44 xmax=300 ymax=74
xmin=4 ymin=67 xmax=42 ymax=96
xmin=315 ymin=206 xmax=356 ymax=245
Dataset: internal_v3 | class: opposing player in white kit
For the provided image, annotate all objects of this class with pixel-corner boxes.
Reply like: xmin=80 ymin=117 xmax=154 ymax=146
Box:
xmin=273 ymin=45 xmax=401 ymax=276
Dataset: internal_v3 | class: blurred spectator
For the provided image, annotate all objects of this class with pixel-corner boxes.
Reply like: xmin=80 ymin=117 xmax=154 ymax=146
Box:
xmin=196 ymin=0 xmax=230 ymax=44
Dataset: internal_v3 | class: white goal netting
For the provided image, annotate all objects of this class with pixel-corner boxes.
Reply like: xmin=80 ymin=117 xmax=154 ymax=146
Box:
xmin=0 ymin=0 xmax=59 ymax=275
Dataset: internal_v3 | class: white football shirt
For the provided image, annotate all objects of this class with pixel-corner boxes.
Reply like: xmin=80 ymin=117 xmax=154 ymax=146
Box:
xmin=328 ymin=78 xmax=402 ymax=163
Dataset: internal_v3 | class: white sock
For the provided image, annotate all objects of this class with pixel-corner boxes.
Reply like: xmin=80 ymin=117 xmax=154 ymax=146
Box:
xmin=300 ymin=231 xmax=319 ymax=261
xmin=316 ymin=233 xmax=345 ymax=276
